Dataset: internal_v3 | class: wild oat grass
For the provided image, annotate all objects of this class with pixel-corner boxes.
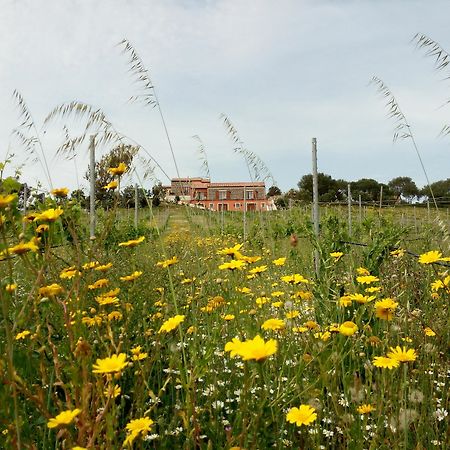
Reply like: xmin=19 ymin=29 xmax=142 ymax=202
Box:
xmin=0 ymin=190 xmax=448 ymax=449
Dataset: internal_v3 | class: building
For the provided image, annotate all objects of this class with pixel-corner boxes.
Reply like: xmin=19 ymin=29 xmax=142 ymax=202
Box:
xmin=165 ymin=178 xmax=275 ymax=211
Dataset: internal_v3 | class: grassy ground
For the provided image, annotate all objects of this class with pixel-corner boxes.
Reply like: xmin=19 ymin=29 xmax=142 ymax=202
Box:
xmin=0 ymin=198 xmax=448 ymax=449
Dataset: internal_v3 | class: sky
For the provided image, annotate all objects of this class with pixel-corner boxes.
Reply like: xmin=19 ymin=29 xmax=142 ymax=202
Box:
xmin=1 ymin=0 xmax=450 ymax=193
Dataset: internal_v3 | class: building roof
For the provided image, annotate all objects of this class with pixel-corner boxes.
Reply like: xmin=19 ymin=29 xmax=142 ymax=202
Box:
xmin=208 ymin=182 xmax=265 ymax=187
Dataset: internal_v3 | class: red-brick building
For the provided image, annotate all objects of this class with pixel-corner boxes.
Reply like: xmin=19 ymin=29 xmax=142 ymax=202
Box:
xmin=165 ymin=178 xmax=275 ymax=211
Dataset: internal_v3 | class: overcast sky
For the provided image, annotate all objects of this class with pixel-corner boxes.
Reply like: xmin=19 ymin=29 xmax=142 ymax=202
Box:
xmin=1 ymin=0 xmax=450 ymax=193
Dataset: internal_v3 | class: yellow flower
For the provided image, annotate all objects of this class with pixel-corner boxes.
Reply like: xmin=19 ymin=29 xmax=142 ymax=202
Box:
xmin=39 ymin=283 xmax=64 ymax=297
xmin=158 ymin=315 xmax=185 ymax=333
xmin=357 ymin=404 xmax=375 ymax=414
xmin=94 ymin=262 xmax=113 ymax=272
xmin=82 ymin=261 xmax=100 ymax=270
xmin=5 ymin=283 xmax=17 ymax=293
xmin=156 ymin=256 xmax=179 ymax=268
xmin=305 ymin=320 xmax=319 ymax=330
xmin=15 ymin=330 xmax=31 ymax=340
xmin=103 ymin=180 xmax=118 ymax=190
xmin=0 ymin=193 xmax=17 ymax=208
xmin=132 ymin=352 xmax=148 ymax=361
xmin=225 ymin=335 xmax=277 ymax=361
xmin=356 ymin=275 xmax=379 ymax=284
xmin=88 ymin=278 xmax=109 ymax=290
xmin=47 ymin=408 xmax=81 ymax=429
xmin=34 ymin=207 xmax=64 ymax=222
xmin=286 ymin=405 xmax=317 ymax=427
xmin=349 ymin=293 xmax=375 ymax=304
xmin=107 ymin=311 xmax=123 ymax=321
xmin=272 ymin=257 xmax=286 ymax=266
xmin=386 ymin=346 xmax=417 ymax=363
xmin=375 ymin=298 xmax=398 ymax=321
xmin=120 ymin=271 xmax=143 ymax=282
xmin=123 ymin=417 xmax=154 ymax=446
xmin=356 ymin=267 xmax=370 ymax=276
xmin=338 ymin=321 xmax=358 ymax=336
xmin=108 ymin=162 xmax=127 ymax=176
xmin=223 ymin=314 xmax=235 ymax=321
xmin=365 ymin=286 xmax=381 ymax=293
xmin=424 ymin=326 xmax=436 ymax=337
xmin=118 ymin=236 xmax=145 ymax=247
xmin=280 ymin=274 xmax=310 ymax=284
xmin=372 ymin=356 xmax=399 ymax=369
xmin=7 ymin=239 xmax=39 ymax=255
xmin=314 ymin=331 xmax=331 ymax=341
xmin=261 ymin=318 xmax=285 ymax=331
xmin=339 ymin=295 xmax=352 ymax=307
xmin=285 ymin=310 xmax=300 ymax=319
xmin=248 ymin=265 xmax=267 ymax=275
xmin=418 ymin=250 xmax=443 ymax=264
xmin=217 ymin=243 xmax=243 ymax=258
xmin=92 ymin=354 xmax=128 ymax=374
xmin=330 ymin=251 xmax=343 ymax=261
xmin=95 ymin=295 xmax=119 ymax=306
xmin=390 ymin=248 xmax=405 ymax=257
xmin=104 ymin=384 xmax=121 ymax=398
xmin=60 ymin=267 xmax=81 ymax=279
xmin=218 ymin=259 xmax=246 ymax=270
xmin=72 ymin=447 xmax=88 ymax=450
xmin=35 ymin=224 xmax=49 ymax=234
xmin=51 ymin=187 xmax=69 ymax=198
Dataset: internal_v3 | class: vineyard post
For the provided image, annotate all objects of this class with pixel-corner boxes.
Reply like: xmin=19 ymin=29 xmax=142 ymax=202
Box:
xmin=414 ymin=206 xmax=417 ymax=233
xmin=243 ymin=186 xmax=247 ymax=241
xmin=22 ymin=185 xmax=27 ymax=233
xmin=427 ymin=200 xmax=430 ymax=222
xmin=89 ymin=135 xmax=96 ymax=240
xmin=134 ymin=183 xmax=139 ymax=228
xmin=379 ymin=185 xmax=383 ymax=212
xmin=358 ymin=194 xmax=362 ymax=223
xmin=312 ymin=138 xmax=320 ymax=276
xmin=348 ymin=183 xmax=352 ymax=236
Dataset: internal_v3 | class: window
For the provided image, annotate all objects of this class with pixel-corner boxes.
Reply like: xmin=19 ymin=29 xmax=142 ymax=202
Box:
xmin=245 ymin=190 xmax=254 ymax=200
xmin=219 ymin=190 xmax=227 ymax=200
xmin=209 ymin=203 xmax=214 ymax=210
xmin=262 ymin=203 xmax=265 ymax=209
xmin=234 ymin=203 xmax=241 ymax=208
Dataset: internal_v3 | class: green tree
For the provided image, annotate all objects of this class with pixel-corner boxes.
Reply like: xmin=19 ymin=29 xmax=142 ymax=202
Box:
xmin=85 ymin=144 xmax=138 ymax=208
xmin=350 ymin=178 xmax=383 ymax=202
xmin=388 ymin=176 xmax=419 ymax=203
xmin=298 ymin=173 xmax=345 ymax=202
xmin=267 ymin=185 xmax=282 ymax=197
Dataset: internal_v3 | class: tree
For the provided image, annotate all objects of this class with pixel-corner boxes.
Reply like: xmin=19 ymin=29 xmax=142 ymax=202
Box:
xmin=152 ymin=183 xmax=165 ymax=207
xmin=388 ymin=177 xmax=419 ymax=203
xmin=120 ymin=185 xmax=149 ymax=208
xmin=70 ymin=189 xmax=87 ymax=207
xmin=85 ymin=144 xmax=138 ymax=208
xmin=267 ymin=185 xmax=281 ymax=197
xmin=420 ymin=179 xmax=450 ymax=204
xmin=297 ymin=173 xmax=345 ymax=202
xmin=350 ymin=178 xmax=382 ymax=202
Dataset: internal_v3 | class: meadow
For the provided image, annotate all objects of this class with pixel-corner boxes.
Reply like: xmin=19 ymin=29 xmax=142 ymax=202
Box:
xmin=0 ymin=189 xmax=449 ymax=449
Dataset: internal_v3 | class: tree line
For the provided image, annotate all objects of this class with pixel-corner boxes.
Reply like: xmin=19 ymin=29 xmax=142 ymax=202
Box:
xmin=269 ymin=173 xmax=450 ymax=208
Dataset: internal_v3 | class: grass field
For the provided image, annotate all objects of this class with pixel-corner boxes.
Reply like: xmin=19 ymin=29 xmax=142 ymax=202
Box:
xmin=0 ymin=195 xmax=448 ymax=449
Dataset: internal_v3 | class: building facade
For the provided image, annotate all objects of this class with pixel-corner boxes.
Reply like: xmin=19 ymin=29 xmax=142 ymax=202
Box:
xmin=165 ymin=178 xmax=275 ymax=211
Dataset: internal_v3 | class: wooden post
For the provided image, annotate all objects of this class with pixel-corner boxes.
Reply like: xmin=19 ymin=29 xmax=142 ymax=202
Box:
xmin=312 ymin=138 xmax=320 ymax=276
xmin=414 ymin=206 xmax=417 ymax=233
xmin=427 ymin=200 xmax=430 ymax=222
xmin=379 ymin=185 xmax=383 ymax=212
xmin=358 ymin=194 xmax=362 ymax=223
xmin=134 ymin=184 xmax=139 ymax=228
xmin=22 ymin=184 xmax=28 ymax=233
xmin=348 ymin=183 xmax=352 ymax=236
xmin=243 ymin=186 xmax=247 ymax=241
xmin=89 ymin=135 xmax=96 ymax=240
